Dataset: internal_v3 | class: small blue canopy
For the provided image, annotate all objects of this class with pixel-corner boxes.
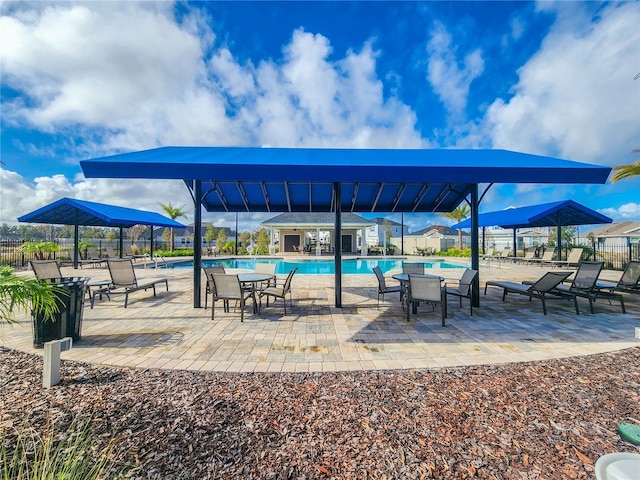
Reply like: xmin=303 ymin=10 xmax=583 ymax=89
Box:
xmin=18 ymin=197 xmax=186 ymax=228
xmin=18 ymin=198 xmax=186 ymax=269
xmin=451 ymin=200 xmax=612 ymax=229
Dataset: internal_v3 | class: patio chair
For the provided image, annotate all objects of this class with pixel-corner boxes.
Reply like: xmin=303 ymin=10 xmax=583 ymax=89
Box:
xmin=445 ymin=268 xmax=478 ymax=316
xmin=91 ymin=258 xmax=168 ymax=308
xmin=203 ymin=265 xmax=226 ymax=309
xmin=484 ymin=271 xmax=576 ymax=315
xmin=515 ymin=248 xmax=536 ymax=263
xmin=30 ymin=260 xmax=63 ymax=279
xmin=209 ymin=273 xmax=254 ymax=322
xmin=405 ymin=274 xmax=446 ymax=325
xmin=372 ymin=266 xmax=402 ymax=307
xmin=258 ymin=268 xmax=297 ymax=315
xmin=403 ymin=262 xmax=424 ymax=275
xmin=553 ymin=261 xmax=625 ymax=314
xmin=548 ymin=248 xmax=584 ymax=268
xmin=254 ymin=263 xmax=277 ymax=288
xmin=596 ymin=260 xmax=640 ymax=294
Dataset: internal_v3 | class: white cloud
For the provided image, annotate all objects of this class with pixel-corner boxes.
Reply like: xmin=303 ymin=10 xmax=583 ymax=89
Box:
xmin=599 ymin=203 xmax=640 ymax=221
xmin=483 ymin=2 xmax=640 ymax=165
xmin=426 ymin=21 xmax=485 ymax=118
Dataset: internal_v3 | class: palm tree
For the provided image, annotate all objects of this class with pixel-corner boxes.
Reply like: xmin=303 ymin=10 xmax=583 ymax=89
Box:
xmin=610 ymin=150 xmax=640 ymax=182
xmin=159 ymin=202 xmax=188 ymax=252
xmin=442 ymin=204 xmax=470 ymax=249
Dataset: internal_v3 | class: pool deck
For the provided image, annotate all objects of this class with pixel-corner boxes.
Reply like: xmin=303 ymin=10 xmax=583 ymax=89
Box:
xmin=3 ymin=255 xmax=639 ymax=372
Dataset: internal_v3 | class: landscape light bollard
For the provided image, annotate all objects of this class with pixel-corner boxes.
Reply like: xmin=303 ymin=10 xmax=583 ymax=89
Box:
xmin=43 ymin=337 xmax=72 ymax=388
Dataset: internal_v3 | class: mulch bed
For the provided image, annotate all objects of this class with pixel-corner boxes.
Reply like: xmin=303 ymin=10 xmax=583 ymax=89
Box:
xmin=1 ymin=345 xmax=639 ymax=479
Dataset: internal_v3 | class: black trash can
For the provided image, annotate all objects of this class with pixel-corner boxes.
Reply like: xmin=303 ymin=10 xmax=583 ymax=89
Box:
xmin=32 ymin=277 xmax=89 ymax=348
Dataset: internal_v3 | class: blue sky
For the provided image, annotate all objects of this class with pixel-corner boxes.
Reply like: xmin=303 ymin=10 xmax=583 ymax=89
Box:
xmin=1 ymin=1 xmax=639 ymax=234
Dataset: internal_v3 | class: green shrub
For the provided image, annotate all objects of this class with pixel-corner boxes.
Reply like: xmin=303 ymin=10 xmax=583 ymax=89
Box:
xmin=439 ymin=247 xmax=471 ymax=257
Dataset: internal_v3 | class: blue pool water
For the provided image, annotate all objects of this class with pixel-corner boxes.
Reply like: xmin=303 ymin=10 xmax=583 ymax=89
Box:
xmin=166 ymin=258 xmax=465 ymax=274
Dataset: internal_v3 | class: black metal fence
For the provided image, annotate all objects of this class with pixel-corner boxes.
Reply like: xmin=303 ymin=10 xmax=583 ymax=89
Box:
xmin=0 ymin=239 xmax=155 ymax=270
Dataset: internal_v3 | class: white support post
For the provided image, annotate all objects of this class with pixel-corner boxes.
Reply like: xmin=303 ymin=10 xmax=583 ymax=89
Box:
xmin=43 ymin=337 xmax=72 ymax=388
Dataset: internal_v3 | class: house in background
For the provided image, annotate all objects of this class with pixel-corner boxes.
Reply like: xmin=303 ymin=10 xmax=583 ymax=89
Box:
xmin=480 ymin=226 xmax=551 ymax=253
xmin=154 ymin=223 xmax=236 ymax=249
xmin=262 ymin=213 xmax=374 ymax=254
xmin=579 ymin=221 xmax=640 ymax=247
xmin=391 ymin=225 xmax=470 ymax=253
xmin=364 ymin=217 xmax=410 ymax=248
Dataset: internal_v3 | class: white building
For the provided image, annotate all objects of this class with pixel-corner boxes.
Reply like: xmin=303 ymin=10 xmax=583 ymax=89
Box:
xmin=364 ymin=217 xmax=410 ymax=247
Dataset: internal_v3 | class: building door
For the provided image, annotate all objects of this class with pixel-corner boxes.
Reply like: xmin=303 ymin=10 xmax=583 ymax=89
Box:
xmin=284 ymin=235 xmax=301 ymax=252
xmin=341 ymin=234 xmax=352 ymax=253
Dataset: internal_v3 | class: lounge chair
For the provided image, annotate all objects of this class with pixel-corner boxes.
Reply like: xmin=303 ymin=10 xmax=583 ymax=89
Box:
xmin=203 ymin=265 xmax=226 ymax=309
xmin=209 ymin=273 xmax=255 ymax=322
xmin=372 ymin=266 xmax=402 ymax=307
xmin=91 ymin=258 xmax=168 ymax=308
xmin=405 ymin=274 xmax=446 ymax=325
xmin=596 ymin=260 xmax=640 ymax=295
xmin=105 ymin=246 xmax=122 ymax=259
xmin=78 ymin=247 xmax=107 ymax=268
xmin=484 ymin=271 xmax=576 ymax=315
xmin=514 ymin=248 xmax=536 ymax=263
xmin=445 ymin=268 xmax=478 ymax=316
xmin=258 ymin=268 xmax=297 ymax=315
xmin=553 ymin=261 xmax=625 ymax=314
xmin=548 ymin=248 xmax=584 ymax=268
xmin=124 ymin=244 xmax=147 ymax=262
xmin=30 ymin=260 xmax=63 ymax=279
xmin=526 ymin=249 xmax=556 ymax=266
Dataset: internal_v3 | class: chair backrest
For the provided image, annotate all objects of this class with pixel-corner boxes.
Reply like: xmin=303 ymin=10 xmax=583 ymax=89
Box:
xmin=87 ymin=247 xmax=101 ymax=259
xmin=457 ymin=268 xmax=478 ymax=297
xmin=105 ymin=246 xmax=118 ymax=257
xmin=499 ymin=247 xmax=511 ymax=257
xmin=540 ymin=250 xmax=555 ymax=261
xmin=107 ymin=259 xmax=138 ymax=288
xmin=425 ymin=247 xmax=433 ymax=255
xmin=403 ymin=263 xmax=424 ymax=274
xmin=531 ymin=271 xmax=573 ymax=292
xmin=524 ymin=249 xmax=536 ymax=259
xmin=204 ymin=266 xmax=225 ymax=287
xmin=254 ymin=263 xmax=276 ymax=275
xmin=571 ymin=261 xmax=603 ymax=290
xmin=372 ymin=266 xmax=387 ymax=291
xmin=408 ymin=275 xmax=442 ymax=302
xmin=619 ymin=260 xmax=640 ymax=288
xmin=124 ymin=245 xmax=135 ymax=256
xmin=211 ymin=273 xmax=242 ymax=299
xmin=566 ymin=248 xmax=584 ymax=264
xmin=282 ymin=268 xmax=298 ymax=293
xmin=30 ymin=260 xmax=62 ymax=279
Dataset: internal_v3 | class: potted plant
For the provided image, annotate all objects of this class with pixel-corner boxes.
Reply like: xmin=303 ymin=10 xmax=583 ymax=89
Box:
xmin=0 ymin=266 xmax=63 ymax=326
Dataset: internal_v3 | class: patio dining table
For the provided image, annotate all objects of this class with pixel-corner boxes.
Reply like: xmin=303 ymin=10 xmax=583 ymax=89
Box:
xmin=237 ymin=272 xmax=274 ymax=313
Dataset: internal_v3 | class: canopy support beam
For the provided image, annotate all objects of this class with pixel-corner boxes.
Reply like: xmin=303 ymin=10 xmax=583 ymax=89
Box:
xmin=334 ymin=182 xmax=342 ymax=308
xmin=194 ymin=180 xmax=203 ymax=308
xmin=470 ymin=184 xmax=480 ymax=308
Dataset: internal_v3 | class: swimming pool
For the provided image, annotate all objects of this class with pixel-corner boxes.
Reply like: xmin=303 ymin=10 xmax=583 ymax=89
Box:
xmin=166 ymin=258 xmax=465 ymax=274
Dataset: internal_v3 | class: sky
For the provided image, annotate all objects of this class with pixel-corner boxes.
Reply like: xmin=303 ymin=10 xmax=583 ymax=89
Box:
xmin=1 ymin=0 xmax=639 ymax=234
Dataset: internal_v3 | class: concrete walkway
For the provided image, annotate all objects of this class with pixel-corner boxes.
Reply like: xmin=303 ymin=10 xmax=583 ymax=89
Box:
xmin=3 ymin=257 xmax=638 ymax=372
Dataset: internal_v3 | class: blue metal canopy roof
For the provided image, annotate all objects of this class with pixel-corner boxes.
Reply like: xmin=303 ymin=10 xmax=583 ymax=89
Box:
xmin=80 ymin=147 xmax=612 ymax=213
xmin=18 ymin=197 xmax=186 ymax=229
xmin=451 ymin=200 xmax=613 ymax=229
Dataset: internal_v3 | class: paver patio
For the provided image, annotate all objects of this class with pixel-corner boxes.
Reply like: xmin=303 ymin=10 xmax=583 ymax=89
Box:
xmin=3 ymin=256 xmax=638 ymax=372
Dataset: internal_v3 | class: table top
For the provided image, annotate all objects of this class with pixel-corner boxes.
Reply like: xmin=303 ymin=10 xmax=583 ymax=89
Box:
xmin=237 ymin=273 xmax=274 ymax=283
xmin=392 ymin=273 xmax=444 ymax=282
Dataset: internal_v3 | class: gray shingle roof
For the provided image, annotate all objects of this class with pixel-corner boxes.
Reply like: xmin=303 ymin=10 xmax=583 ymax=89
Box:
xmin=262 ymin=212 xmax=374 ymax=226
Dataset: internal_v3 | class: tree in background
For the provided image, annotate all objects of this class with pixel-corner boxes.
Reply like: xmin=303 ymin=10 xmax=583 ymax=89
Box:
xmin=205 ymin=224 xmax=216 ymax=246
xmin=216 ymin=228 xmax=228 ymax=252
xmin=257 ymin=228 xmax=270 ymax=254
xmin=105 ymin=229 xmax=117 ymax=242
xmin=162 ymin=228 xmax=171 ymax=249
xmin=547 ymin=226 xmax=577 ymax=248
xmin=239 ymin=231 xmax=251 ymax=248
xmin=159 ymin=202 xmax=187 ymax=252
xmin=442 ymin=204 xmax=470 ymax=249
